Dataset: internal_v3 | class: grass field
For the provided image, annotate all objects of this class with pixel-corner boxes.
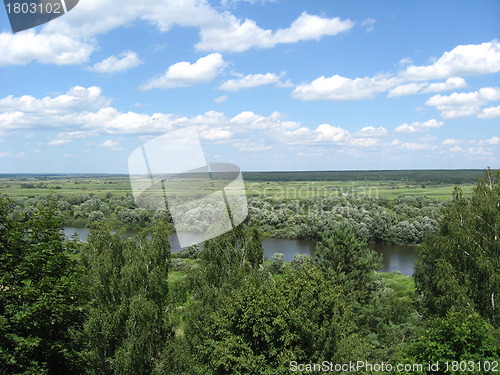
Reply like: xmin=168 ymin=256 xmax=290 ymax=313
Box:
xmin=0 ymin=173 xmax=476 ymax=201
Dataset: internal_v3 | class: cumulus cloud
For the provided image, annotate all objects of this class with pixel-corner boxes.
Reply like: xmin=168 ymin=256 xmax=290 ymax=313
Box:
xmin=315 ymin=124 xmax=349 ymax=142
xmin=0 ymin=86 xmax=110 ymax=117
xmin=140 ymin=53 xmax=225 ymax=90
xmin=388 ymin=77 xmax=467 ymax=97
xmin=230 ymin=112 xmax=299 ymax=133
xmin=90 ymin=51 xmax=142 ymax=73
xmin=477 ymin=105 xmax=500 ymax=119
xmin=214 ymin=95 xmax=228 ymax=103
xmin=355 ymin=126 xmax=388 ymax=137
xmin=0 ymin=31 xmax=93 ymax=66
xmin=219 ymin=72 xmax=284 ymax=91
xmin=2 ymin=0 xmax=351 ymax=66
xmin=293 ymin=74 xmax=401 ymax=101
xmin=196 ymin=12 xmax=354 ymax=52
xmin=48 ymin=139 xmax=72 ymax=146
xmin=395 ymin=119 xmax=444 ymax=133
xmin=100 ymin=139 xmax=123 ymax=150
xmin=426 ymin=87 xmax=500 ymax=119
xmin=401 ymin=41 xmax=500 ymax=81
xmin=221 ymin=0 xmax=277 ymax=5
xmin=390 ymin=139 xmax=436 ymax=151
xmin=199 ymin=128 xmax=233 ymax=140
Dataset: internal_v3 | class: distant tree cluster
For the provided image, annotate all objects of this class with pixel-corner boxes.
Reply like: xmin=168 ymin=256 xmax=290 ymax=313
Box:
xmin=243 ymin=169 xmax=484 ymax=184
xmin=248 ymin=195 xmax=441 ymax=244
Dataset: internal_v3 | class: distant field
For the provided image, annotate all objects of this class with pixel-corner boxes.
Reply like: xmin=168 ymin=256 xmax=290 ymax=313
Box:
xmin=0 ymin=170 xmax=481 ymax=201
xmin=245 ymin=180 xmax=475 ymax=201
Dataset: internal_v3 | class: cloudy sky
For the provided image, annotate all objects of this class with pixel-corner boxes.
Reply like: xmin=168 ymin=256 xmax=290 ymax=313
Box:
xmin=0 ymin=0 xmax=499 ymax=173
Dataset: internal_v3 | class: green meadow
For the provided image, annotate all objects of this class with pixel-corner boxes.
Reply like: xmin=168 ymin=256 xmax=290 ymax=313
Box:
xmin=0 ymin=172 xmax=477 ymax=201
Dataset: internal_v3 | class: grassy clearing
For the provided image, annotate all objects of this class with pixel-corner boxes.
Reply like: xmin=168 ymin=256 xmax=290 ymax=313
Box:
xmin=377 ymin=271 xmax=416 ymax=301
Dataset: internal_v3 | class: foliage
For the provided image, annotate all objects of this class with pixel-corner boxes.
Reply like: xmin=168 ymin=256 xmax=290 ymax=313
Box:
xmin=0 ymin=198 xmax=84 ymax=374
xmin=410 ymin=309 xmax=499 ymax=373
xmin=314 ymin=227 xmax=382 ymax=303
xmin=175 ymin=264 xmax=368 ymax=375
xmin=78 ymin=221 xmax=174 ymax=374
xmin=414 ymin=168 xmax=500 ymax=326
xmin=270 ymin=252 xmax=285 ymax=274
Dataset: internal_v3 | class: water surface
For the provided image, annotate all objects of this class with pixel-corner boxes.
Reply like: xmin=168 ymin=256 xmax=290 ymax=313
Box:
xmin=64 ymin=227 xmax=417 ymax=276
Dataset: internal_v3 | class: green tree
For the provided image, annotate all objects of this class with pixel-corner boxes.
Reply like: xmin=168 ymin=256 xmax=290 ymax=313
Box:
xmin=314 ymin=226 xmax=382 ymax=303
xmin=80 ymin=221 xmax=173 ymax=374
xmin=0 ymin=198 xmax=84 ymax=374
xmin=414 ymin=168 xmax=500 ymax=326
xmin=410 ymin=309 xmax=499 ymax=374
xmin=177 ymin=264 xmax=367 ymax=375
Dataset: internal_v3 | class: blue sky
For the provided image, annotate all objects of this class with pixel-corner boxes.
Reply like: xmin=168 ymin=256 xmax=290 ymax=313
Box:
xmin=0 ymin=0 xmax=499 ymax=173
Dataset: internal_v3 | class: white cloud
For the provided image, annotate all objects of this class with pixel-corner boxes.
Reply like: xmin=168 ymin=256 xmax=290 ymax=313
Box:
xmin=48 ymin=139 xmax=72 ymax=146
xmin=219 ymin=72 xmax=283 ymax=91
xmin=467 ymin=147 xmax=493 ymax=156
xmin=230 ymin=111 xmax=299 ymax=130
xmin=449 ymin=145 xmax=464 ymax=152
xmin=196 ymin=12 xmax=354 ymax=52
xmin=388 ymin=82 xmax=428 ymax=97
xmin=233 ymin=142 xmax=272 ymax=152
xmin=0 ymin=152 xmax=10 ymax=157
xmin=0 ymin=86 xmax=110 ymax=132
xmin=90 ymin=51 xmax=142 ymax=73
xmin=0 ymin=31 xmax=93 ymax=66
xmin=221 ymin=0 xmax=277 ymax=5
xmin=399 ymin=57 xmax=413 ymax=66
xmin=388 ymin=77 xmax=467 ymax=97
xmin=390 ymin=140 xmax=436 ymax=151
xmin=315 ymin=124 xmax=349 ymax=142
xmin=140 ymin=53 xmax=225 ymax=90
xmin=293 ymin=74 xmax=401 ymax=101
xmin=100 ymin=139 xmax=123 ymax=150
xmin=426 ymin=87 xmax=500 ymax=119
xmin=350 ymin=138 xmax=380 ymax=147
xmin=479 ymin=136 xmax=500 ymax=145
xmin=477 ymin=105 xmax=500 ymax=119
xmin=214 ymin=95 xmax=228 ymax=103
xmin=442 ymin=138 xmax=462 ymax=145
xmin=355 ymin=126 xmax=388 ymax=137
xmin=199 ymin=128 xmax=233 ymax=140
xmin=423 ymin=77 xmax=468 ymax=93
xmin=361 ymin=18 xmax=376 ymax=33
xmin=395 ymin=119 xmax=444 ymax=133
xmin=101 ymin=139 xmax=119 ymax=147
xmin=5 ymin=1 xmax=347 ymax=67
xmin=56 ymin=131 xmax=90 ymax=139
xmin=401 ymin=41 xmax=500 ymax=81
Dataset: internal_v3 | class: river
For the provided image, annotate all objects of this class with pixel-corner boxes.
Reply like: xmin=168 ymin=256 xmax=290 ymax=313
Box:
xmin=64 ymin=227 xmax=417 ymax=276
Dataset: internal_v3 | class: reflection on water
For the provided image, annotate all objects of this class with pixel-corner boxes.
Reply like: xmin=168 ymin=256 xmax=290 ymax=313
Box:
xmin=64 ymin=227 xmax=417 ymax=276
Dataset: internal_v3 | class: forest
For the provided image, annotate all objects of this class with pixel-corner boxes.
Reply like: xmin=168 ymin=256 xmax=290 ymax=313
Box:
xmin=0 ymin=169 xmax=498 ymax=374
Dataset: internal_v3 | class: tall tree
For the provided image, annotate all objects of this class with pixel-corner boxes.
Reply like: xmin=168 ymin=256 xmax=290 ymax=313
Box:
xmin=0 ymin=198 xmax=84 ymax=374
xmin=314 ymin=226 xmax=382 ymax=303
xmin=414 ymin=168 xmax=500 ymax=326
xmin=80 ymin=221 xmax=173 ymax=374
